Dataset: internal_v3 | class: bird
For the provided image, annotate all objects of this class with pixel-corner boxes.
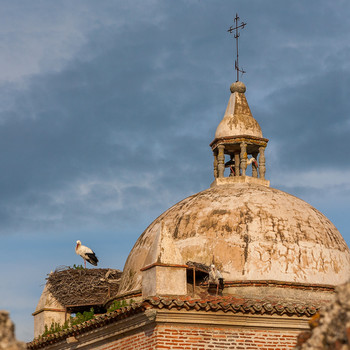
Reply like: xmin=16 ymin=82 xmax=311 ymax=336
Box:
xmin=75 ymin=240 xmax=99 ymax=268
xmin=209 ymin=264 xmax=224 ymax=295
xmin=225 ymin=158 xmax=236 ymax=176
xmin=247 ymin=157 xmax=258 ymax=168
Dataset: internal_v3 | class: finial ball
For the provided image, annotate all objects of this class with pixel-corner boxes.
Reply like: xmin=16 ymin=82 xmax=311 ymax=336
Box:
xmin=230 ymin=81 xmax=246 ymax=93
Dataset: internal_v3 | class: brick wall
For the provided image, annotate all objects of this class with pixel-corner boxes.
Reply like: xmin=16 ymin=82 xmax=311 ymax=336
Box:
xmin=157 ymin=325 xmax=298 ymax=349
xmin=99 ymin=325 xmax=156 ymax=350
xmin=98 ymin=324 xmax=299 ymax=350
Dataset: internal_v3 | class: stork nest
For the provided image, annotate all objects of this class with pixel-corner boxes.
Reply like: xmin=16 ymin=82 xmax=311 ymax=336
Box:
xmin=46 ymin=266 xmax=122 ymax=307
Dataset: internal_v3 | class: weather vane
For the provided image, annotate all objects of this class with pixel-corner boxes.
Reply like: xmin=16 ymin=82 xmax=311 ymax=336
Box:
xmin=227 ymin=13 xmax=246 ymax=82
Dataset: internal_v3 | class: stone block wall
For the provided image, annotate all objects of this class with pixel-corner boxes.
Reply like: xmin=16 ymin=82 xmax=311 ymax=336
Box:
xmin=97 ymin=324 xmax=299 ymax=350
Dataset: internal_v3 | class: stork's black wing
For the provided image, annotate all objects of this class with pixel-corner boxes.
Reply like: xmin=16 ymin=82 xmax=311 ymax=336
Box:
xmin=86 ymin=252 xmax=98 ymax=266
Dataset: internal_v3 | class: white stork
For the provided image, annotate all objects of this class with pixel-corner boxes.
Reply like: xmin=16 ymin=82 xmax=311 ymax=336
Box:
xmin=209 ymin=264 xmax=224 ymax=295
xmin=247 ymin=157 xmax=258 ymax=168
xmin=75 ymin=240 xmax=99 ymax=268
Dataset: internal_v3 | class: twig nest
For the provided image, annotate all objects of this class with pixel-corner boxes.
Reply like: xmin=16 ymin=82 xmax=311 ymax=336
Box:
xmin=230 ymin=81 xmax=246 ymax=93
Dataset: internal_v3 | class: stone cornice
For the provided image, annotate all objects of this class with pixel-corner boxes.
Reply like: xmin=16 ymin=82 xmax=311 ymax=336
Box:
xmin=140 ymin=263 xmax=188 ymax=272
xmin=32 ymin=308 xmax=66 ymax=316
xmin=210 ymin=135 xmax=269 ymax=149
xmin=155 ymin=309 xmax=310 ymax=331
xmin=223 ymin=280 xmax=335 ymax=292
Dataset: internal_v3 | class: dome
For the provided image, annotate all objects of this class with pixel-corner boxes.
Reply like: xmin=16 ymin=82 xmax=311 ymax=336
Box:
xmin=118 ymin=182 xmax=350 ymax=295
xmin=214 ymin=82 xmax=263 ymax=139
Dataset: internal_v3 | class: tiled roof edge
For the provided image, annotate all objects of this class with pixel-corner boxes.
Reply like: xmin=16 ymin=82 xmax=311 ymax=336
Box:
xmin=143 ymin=296 xmax=319 ymax=317
xmin=27 ymin=302 xmax=146 ymax=349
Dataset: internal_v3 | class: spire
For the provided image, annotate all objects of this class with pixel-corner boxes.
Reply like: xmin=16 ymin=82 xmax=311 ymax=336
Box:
xmin=215 ymin=82 xmax=262 ymax=139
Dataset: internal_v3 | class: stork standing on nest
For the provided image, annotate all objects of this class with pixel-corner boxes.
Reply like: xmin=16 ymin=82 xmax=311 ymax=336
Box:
xmin=75 ymin=240 xmax=99 ymax=268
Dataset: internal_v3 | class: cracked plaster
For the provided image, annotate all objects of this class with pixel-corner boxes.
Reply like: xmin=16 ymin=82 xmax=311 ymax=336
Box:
xmin=118 ymin=183 xmax=350 ymax=296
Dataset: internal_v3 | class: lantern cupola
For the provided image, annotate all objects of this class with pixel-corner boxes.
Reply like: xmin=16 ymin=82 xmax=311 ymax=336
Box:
xmin=210 ymin=81 xmax=269 ymax=187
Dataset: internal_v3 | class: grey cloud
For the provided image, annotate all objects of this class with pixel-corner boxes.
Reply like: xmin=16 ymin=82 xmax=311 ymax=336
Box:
xmin=0 ymin=0 xmax=349 ymax=236
xmin=256 ymin=70 xmax=350 ymax=171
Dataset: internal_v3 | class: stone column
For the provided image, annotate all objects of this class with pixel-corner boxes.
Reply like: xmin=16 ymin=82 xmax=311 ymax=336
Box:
xmin=259 ymin=146 xmax=266 ymax=180
xmin=213 ymin=150 xmax=218 ymax=178
xmin=240 ymin=142 xmax=247 ymax=176
xmin=252 ymin=152 xmax=258 ymax=178
xmin=217 ymin=145 xmax=225 ymax=178
xmin=234 ymin=152 xmax=240 ymax=177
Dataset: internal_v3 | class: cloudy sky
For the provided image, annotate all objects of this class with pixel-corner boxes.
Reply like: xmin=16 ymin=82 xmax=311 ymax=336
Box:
xmin=1 ymin=0 xmax=350 ymax=342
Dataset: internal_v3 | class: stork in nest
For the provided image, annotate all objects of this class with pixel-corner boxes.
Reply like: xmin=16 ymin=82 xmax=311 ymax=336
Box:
xmin=75 ymin=240 xmax=99 ymax=268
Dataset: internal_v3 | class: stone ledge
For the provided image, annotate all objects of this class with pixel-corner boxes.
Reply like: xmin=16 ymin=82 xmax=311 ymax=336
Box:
xmin=210 ymin=176 xmax=270 ymax=187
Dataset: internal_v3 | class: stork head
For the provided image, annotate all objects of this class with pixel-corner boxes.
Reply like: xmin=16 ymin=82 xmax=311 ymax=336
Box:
xmin=76 ymin=240 xmax=81 ymax=249
xmin=250 ymin=157 xmax=258 ymax=168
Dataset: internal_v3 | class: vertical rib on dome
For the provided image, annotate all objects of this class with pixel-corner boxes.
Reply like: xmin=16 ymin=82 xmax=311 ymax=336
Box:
xmin=143 ymin=223 xmax=183 ymax=267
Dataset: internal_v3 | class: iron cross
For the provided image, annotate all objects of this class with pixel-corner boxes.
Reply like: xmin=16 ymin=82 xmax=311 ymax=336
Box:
xmin=227 ymin=13 xmax=247 ymax=82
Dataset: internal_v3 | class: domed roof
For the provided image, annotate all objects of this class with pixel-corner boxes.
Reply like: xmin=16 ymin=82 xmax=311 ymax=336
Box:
xmin=118 ymin=183 xmax=350 ymax=295
xmin=214 ymin=82 xmax=263 ymax=139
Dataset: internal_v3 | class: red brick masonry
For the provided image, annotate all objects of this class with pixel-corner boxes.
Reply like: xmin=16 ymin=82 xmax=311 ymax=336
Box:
xmin=99 ymin=324 xmax=299 ymax=350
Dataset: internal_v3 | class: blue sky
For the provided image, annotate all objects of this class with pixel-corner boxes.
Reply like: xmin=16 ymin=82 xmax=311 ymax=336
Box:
xmin=0 ymin=0 xmax=350 ymax=342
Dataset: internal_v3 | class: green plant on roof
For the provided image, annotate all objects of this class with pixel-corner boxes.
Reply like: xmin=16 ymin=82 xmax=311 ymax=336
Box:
xmin=107 ymin=299 xmax=135 ymax=313
xmin=41 ymin=321 xmax=69 ymax=338
xmin=70 ymin=308 xmax=95 ymax=326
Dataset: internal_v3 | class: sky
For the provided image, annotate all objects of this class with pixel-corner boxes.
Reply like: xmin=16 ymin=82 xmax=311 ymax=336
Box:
xmin=0 ymin=0 xmax=350 ymax=342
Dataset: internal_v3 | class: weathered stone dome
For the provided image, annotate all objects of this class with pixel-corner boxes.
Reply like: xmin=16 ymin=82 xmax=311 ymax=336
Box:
xmin=118 ymin=182 xmax=350 ymax=295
